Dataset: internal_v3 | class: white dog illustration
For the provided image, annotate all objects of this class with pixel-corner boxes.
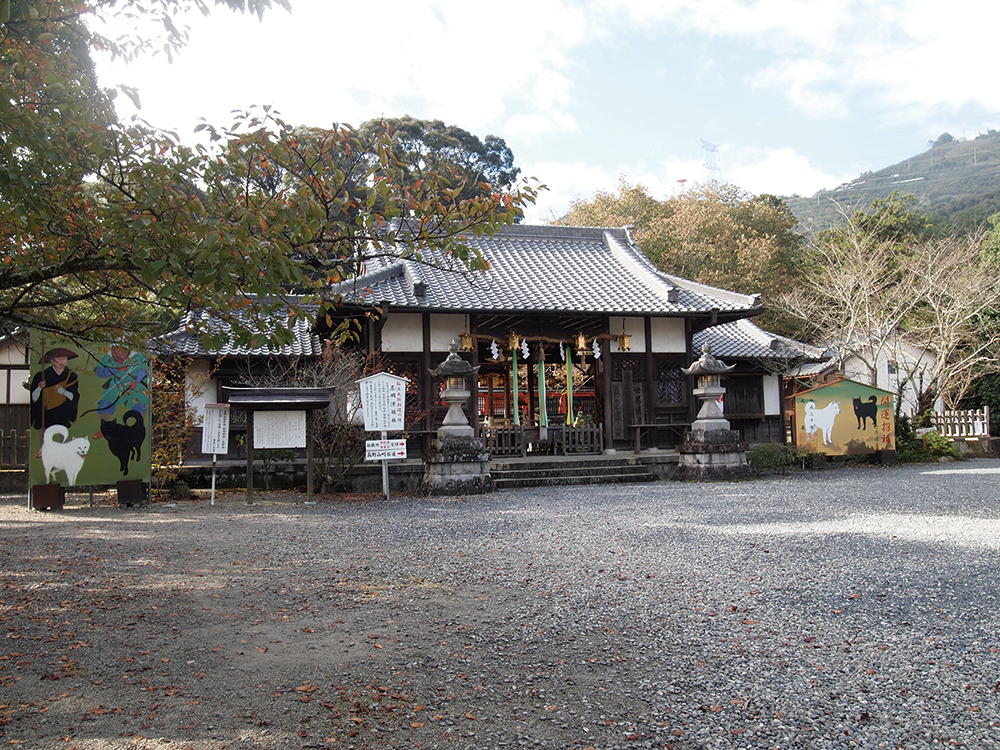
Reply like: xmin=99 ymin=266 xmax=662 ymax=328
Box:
xmin=41 ymin=425 xmax=90 ymax=486
xmin=803 ymin=401 xmax=840 ymax=445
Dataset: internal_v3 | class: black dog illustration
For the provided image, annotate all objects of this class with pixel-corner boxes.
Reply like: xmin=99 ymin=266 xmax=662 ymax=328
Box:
xmin=852 ymin=396 xmax=879 ymax=430
xmin=97 ymin=410 xmax=145 ymax=475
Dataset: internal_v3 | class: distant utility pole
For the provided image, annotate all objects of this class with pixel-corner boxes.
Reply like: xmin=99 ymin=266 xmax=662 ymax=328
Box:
xmin=701 ymin=140 xmax=720 ymax=183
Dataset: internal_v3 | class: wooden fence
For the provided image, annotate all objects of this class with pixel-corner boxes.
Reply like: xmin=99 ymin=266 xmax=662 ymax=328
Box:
xmin=0 ymin=429 xmax=29 ymax=493
xmin=481 ymin=424 xmax=604 ymax=458
xmin=931 ymin=407 xmax=990 ymax=438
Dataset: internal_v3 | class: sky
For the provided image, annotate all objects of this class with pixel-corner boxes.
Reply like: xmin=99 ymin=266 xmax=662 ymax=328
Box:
xmin=94 ymin=0 xmax=1000 ymax=224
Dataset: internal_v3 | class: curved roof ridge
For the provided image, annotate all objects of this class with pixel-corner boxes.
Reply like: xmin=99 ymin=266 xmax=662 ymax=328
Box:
xmin=328 ymin=259 xmax=405 ymax=298
xmin=602 ymin=230 xmax=678 ymax=306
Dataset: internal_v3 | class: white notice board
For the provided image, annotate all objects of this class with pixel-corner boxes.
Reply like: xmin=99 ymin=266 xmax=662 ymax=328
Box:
xmin=253 ymin=411 xmax=307 ymax=449
xmin=357 ymin=373 xmax=408 ymax=432
xmin=201 ymin=404 xmax=231 ymax=455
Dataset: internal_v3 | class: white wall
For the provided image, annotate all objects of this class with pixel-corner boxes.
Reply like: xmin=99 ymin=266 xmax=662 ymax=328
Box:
xmin=0 ymin=338 xmax=29 ymax=405
xmin=380 ymin=313 xmax=423 ymax=352
xmin=649 ymin=318 xmax=685 ymax=353
xmin=763 ymin=373 xmax=781 ymax=416
xmin=430 ymin=314 xmax=465 ymax=352
xmin=379 ymin=312 xmax=466 ymax=353
xmin=842 ymin=343 xmax=942 ymax=416
xmin=609 ymin=316 xmax=645 ymax=353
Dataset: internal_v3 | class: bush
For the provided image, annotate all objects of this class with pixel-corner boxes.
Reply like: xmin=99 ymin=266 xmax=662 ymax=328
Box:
xmin=747 ymin=441 xmax=815 ymax=475
xmin=895 ymin=414 xmax=961 ymax=463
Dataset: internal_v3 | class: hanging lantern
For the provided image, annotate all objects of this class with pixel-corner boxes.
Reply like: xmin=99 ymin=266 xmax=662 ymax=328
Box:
xmin=575 ymin=331 xmax=587 ymax=351
xmin=619 ymin=321 xmax=631 ymax=351
xmin=459 ymin=330 xmax=473 ymax=352
xmin=508 ymin=331 xmax=519 ymax=351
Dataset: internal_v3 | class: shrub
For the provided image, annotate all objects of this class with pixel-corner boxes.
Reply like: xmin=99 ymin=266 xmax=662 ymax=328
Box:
xmin=748 ymin=441 xmax=798 ymax=475
xmin=894 ymin=414 xmax=961 ymax=463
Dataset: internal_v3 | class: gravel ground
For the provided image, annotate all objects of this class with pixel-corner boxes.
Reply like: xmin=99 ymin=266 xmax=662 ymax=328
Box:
xmin=2 ymin=459 xmax=1000 ymax=750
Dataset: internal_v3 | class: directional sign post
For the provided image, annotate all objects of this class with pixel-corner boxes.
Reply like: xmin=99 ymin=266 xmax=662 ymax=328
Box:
xmin=365 ymin=439 xmax=407 ymax=461
xmin=357 ymin=373 xmax=409 ymax=501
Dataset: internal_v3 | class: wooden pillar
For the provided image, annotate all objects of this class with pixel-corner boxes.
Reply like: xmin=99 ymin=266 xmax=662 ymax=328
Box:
xmin=305 ymin=412 xmax=314 ymax=502
xmin=245 ymin=409 xmax=254 ymax=504
xmin=423 ymin=313 xmax=433 ymax=433
xmin=602 ymin=318 xmax=614 ymax=452
xmin=470 ymin=313 xmax=480 ymax=433
xmin=644 ymin=316 xmax=655 ymax=426
xmin=526 ymin=351 xmax=535 ymax=426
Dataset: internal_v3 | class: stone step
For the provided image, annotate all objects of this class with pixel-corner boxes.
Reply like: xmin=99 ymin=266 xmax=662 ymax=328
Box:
xmin=492 ymin=464 xmax=651 ymax=482
xmin=493 ymin=472 xmax=657 ymax=490
xmin=491 ymin=457 xmax=639 ymax=472
xmin=490 ymin=457 xmax=657 ymax=489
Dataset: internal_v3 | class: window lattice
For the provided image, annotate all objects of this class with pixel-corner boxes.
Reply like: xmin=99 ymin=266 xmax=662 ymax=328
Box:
xmin=657 ymin=362 xmax=684 ymax=405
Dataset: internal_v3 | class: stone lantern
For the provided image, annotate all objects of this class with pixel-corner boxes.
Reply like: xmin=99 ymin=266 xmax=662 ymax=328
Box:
xmin=429 ymin=341 xmax=479 ymax=440
xmin=419 ymin=341 xmax=493 ymax=495
xmin=682 ymin=344 xmax=736 ymax=436
xmin=674 ymin=343 xmax=751 ymax=481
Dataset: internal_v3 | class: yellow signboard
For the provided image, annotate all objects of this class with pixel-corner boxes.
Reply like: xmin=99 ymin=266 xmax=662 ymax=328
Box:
xmin=794 ymin=379 xmax=895 ymax=455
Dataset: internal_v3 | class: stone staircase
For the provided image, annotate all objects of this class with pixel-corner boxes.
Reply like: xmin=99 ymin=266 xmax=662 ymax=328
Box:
xmin=490 ymin=456 xmax=658 ymax=489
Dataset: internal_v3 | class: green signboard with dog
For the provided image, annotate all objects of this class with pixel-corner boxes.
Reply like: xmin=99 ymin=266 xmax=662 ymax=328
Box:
xmin=28 ymin=333 xmax=151 ymax=489
xmin=794 ymin=378 xmax=895 ymax=456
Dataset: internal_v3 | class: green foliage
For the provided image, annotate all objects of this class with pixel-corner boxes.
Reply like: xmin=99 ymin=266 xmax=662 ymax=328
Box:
xmin=786 ymin=129 xmax=1000 ymax=236
xmin=150 ymin=355 xmax=204 ymax=488
xmin=959 ymin=372 xmax=1000 ymax=435
xmin=747 ymin=441 xmax=816 ymax=475
xmin=553 ymin=180 xmax=803 ymax=333
xmin=0 ymin=1 xmax=537 ymax=351
xmin=357 ymin=116 xmax=521 ymax=198
xmin=894 ymin=414 xmax=960 ymax=463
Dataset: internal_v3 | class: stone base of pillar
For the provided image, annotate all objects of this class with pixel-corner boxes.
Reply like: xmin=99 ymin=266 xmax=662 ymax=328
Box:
xmin=419 ymin=436 xmax=494 ymax=495
xmin=673 ymin=429 xmax=752 ymax=481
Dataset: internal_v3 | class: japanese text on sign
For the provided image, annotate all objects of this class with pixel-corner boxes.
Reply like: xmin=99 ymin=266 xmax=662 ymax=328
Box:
xmin=201 ymin=404 xmax=231 ymax=455
xmin=358 ymin=373 xmax=408 ymax=432
xmin=254 ymin=411 xmax=307 ymax=449
xmin=365 ymin=439 xmax=407 ymax=461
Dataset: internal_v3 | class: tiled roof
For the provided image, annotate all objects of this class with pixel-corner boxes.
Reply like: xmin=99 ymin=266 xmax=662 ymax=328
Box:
xmin=159 ymin=309 xmax=324 ymax=358
xmin=331 ymin=225 xmax=761 ymax=317
xmin=695 ymin=318 xmax=830 ymax=362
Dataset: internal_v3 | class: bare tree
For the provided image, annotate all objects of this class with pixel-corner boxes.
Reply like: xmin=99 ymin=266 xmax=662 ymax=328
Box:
xmin=901 ymin=232 xmax=1000 ymax=410
xmin=778 ymin=213 xmax=1000 ymax=415
xmin=779 ymin=210 xmax=918 ymax=386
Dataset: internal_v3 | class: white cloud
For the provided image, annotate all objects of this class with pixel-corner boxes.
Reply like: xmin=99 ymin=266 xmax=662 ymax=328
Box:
xmin=96 ymin=0 xmax=591 ymax=136
xmin=592 ymin=0 xmax=1000 ymax=124
xmin=727 ymin=147 xmax=853 ymax=197
xmin=752 ymin=60 xmax=848 ymax=120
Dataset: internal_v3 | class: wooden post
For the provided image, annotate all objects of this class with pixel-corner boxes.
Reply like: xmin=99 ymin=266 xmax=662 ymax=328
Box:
xmin=306 ymin=411 xmax=314 ymax=502
xmin=245 ymin=410 xmax=254 ymax=505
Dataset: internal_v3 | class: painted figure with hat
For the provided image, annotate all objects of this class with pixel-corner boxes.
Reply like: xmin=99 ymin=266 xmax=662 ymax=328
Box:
xmin=29 ymin=347 xmax=81 ymax=431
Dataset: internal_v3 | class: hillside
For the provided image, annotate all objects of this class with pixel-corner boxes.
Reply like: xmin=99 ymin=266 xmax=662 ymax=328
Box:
xmin=785 ymin=130 xmax=1000 ymax=236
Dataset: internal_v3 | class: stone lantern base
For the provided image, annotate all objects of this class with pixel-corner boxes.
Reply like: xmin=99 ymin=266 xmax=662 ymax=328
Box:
xmin=674 ymin=429 xmax=752 ymax=481
xmin=418 ymin=435 xmax=494 ymax=496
